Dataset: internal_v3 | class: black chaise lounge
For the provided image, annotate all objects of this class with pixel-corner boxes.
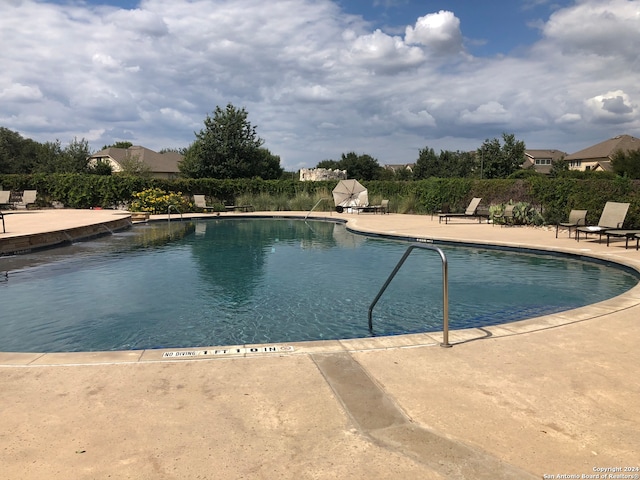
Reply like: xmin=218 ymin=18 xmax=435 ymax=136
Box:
xmin=438 ymin=197 xmax=488 ymax=224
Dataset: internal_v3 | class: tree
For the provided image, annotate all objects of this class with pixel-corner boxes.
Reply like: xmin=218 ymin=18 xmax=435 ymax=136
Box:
xmin=31 ymin=137 xmax=93 ymax=173
xmin=316 ymin=159 xmax=341 ymax=170
xmin=118 ymin=153 xmax=152 ymax=177
xmin=612 ymin=148 xmax=640 ymax=179
xmin=413 ymin=147 xmax=439 ymax=179
xmin=0 ymin=127 xmax=45 ymax=173
xmin=317 ymin=152 xmax=382 ymax=180
xmin=413 ymin=147 xmax=475 ymax=179
xmin=549 ymin=159 xmax=570 ymax=178
xmin=87 ymin=159 xmax=113 ymax=175
xmin=32 ymin=140 xmax=64 ymax=173
xmin=102 ymin=141 xmax=133 ymax=150
xmin=63 ymin=137 xmax=92 ymax=172
xmin=180 ymin=103 xmax=283 ymax=179
xmin=476 ymin=133 xmax=526 ymax=179
xmin=339 ymin=152 xmax=382 ymax=180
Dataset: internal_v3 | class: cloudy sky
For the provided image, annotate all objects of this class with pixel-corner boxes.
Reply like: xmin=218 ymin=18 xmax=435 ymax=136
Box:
xmin=1 ymin=0 xmax=639 ymax=171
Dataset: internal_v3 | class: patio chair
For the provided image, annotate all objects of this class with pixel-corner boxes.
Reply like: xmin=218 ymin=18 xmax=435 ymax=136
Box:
xmin=555 ymin=209 xmax=587 ymax=238
xmin=575 ymin=202 xmax=630 ymax=242
xmin=494 ymin=204 xmax=515 ymax=227
xmin=439 ymin=197 xmax=486 ymax=224
xmin=193 ymin=194 xmax=217 ymax=212
xmin=15 ymin=190 xmax=37 ymax=209
xmin=378 ymin=199 xmax=389 ymax=214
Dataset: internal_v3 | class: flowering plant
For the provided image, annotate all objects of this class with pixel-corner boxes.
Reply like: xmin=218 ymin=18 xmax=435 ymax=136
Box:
xmin=129 ymin=188 xmax=192 ymax=214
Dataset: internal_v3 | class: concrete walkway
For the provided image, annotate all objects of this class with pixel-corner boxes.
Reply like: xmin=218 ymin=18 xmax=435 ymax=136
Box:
xmin=1 ymin=210 xmax=639 ymax=479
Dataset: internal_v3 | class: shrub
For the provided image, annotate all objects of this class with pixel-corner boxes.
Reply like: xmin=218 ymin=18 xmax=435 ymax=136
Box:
xmin=492 ymin=201 xmax=544 ymax=226
xmin=129 ymin=188 xmax=192 ymax=214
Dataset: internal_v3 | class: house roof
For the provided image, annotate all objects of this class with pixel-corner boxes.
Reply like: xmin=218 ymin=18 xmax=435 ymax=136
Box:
xmin=524 ymin=149 xmax=566 ymax=161
xmin=564 ymin=134 xmax=640 ymax=161
xmin=592 ymin=160 xmax=614 ymax=172
xmin=384 ymin=163 xmax=415 ymax=171
xmin=90 ymin=146 xmax=182 ymax=173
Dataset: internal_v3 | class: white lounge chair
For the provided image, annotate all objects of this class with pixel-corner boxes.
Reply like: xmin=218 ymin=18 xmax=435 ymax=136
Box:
xmin=15 ymin=190 xmax=37 ymax=209
xmin=193 ymin=194 xmax=217 ymax=212
xmin=0 ymin=190 xmax=11 ymax=209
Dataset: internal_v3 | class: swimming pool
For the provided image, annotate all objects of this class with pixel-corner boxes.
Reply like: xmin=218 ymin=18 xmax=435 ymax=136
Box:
xmin=1 ymin=218 xmax=637 ymax=352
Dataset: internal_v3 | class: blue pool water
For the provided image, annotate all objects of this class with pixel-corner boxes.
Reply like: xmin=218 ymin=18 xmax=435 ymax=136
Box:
xmin=0 ymin=218 xmax=637 ymax=352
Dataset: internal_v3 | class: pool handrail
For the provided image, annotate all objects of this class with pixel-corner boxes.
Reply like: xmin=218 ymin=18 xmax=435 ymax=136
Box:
xmin=167 ymin=205 xmax=183 ymax=223
xmin=368 ymin=243 xmax=451 ymax=348
xmin=305 ymin=198 xmax=331 ymax=220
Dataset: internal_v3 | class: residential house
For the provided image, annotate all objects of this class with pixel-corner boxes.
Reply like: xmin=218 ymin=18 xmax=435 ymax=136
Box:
xmin=522 ymin=149 xmax=567 ymax=174
xmin=88 ymin=146 xmax=182 ymax=179
xmin=564 ymin=134 xmax=640 ymax=172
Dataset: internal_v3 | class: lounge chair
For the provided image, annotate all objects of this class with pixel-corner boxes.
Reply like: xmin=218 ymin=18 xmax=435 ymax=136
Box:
xmin=555 ymin=209 xmax=587 ymax=238
xmin=575 ymin=202 xmax=630 ymax=242
xmin=15 ymin=190 xmax=37 ymax=209
xmin=0 ymin=190 xmax=11 ymax=209
xmin=193 ymin=194 xmax=217 ymax=212
xmin=603 ymin=229 xmax=640 ymax=248
xmin=439 ymin=197 xmax=487 ymax=224
xmin=358 ymin=199 xmax=389 ymax=214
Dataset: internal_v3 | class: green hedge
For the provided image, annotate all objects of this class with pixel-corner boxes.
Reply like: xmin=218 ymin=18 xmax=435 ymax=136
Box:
xmin=1 ymin=174 xmax=639 ymax=226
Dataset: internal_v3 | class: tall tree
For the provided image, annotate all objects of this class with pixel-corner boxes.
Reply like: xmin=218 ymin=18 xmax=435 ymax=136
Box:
xmin=0 ymin=127 xmax=26 ymax=173
xmin=316 ymin=159 xmax=341 ymax=170
xmin=413 ymin=147 xmax=439 ymax=179
xmin=612 ymin=148 xmax=640 ymax=179
xmin=0 ymin=127 xmax=43 ymax=173
xmin=180 ymin=103 xmax=282 ymax=179
xmin=339 ymin=152 xmax=382 ymax=180
xmin=476 ymin=133 xmax=526 ymax=179
xmin=317 ymin=152 xmax=382 ymax=180
xmin=32 ymin=137 xmax=93 ymax=173
xmin=63 ymin=137 xmax=92 ymax=172
xmin=413 ymin=147 xmax=475 ymax=178
xmin=102 ymin=141 xmax=133 ymax=150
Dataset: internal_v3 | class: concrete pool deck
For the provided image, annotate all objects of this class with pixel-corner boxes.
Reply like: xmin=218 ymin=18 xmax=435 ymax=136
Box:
xmin=1 ymin=209 xmax=639 ymax=479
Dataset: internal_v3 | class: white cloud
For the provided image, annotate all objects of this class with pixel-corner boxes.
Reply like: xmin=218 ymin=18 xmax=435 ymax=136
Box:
xmin=0 ymin=0 xmax=638 ymax=168
xmin=346 ymin=29 xmax=425 ymax=72
xmin=584 ymin=90 xmax=636 ymax=123
xmin=555 ymin=113 xmax=582 ymax=124
xmin=542 ymin=0 xmax=640 ymax=61
xmin=405 ymin=10 xmax=463 ymax=54
xmin=0 ymin=83 xmax=43 ymax=102
xmin=459 ymin=101 xmax=511 ymax=125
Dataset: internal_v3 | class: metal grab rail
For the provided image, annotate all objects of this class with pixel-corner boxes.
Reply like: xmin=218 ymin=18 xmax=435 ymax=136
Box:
xmin=368 ymin=244 xmax=451 ymax=348
xmin=167 ymin=205 xmax=183 ymax=223
xmin=305 ymin=198 xmax=331 ymax=220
